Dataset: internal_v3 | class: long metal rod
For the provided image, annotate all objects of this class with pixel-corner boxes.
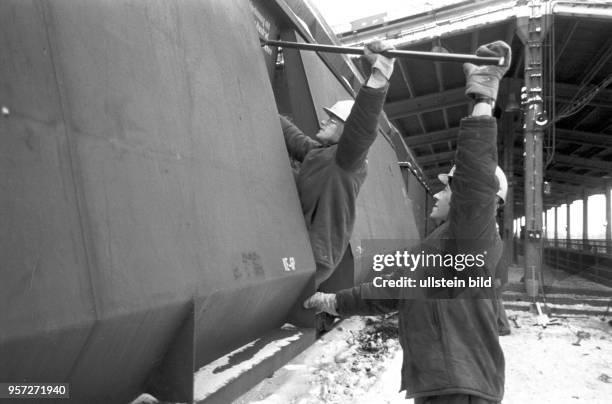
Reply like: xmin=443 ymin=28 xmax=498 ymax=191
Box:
xmin=261 ymin=38 xmax=504 ymax=66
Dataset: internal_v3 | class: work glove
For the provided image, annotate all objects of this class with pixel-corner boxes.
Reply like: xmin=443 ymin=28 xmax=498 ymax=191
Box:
xmin=364 ymin=39 xmax=395 ymax=81
xmin=303 ymin=292 xmax=339 ymax=316
xmin=463 ymin=40 xmax=512 ymax=101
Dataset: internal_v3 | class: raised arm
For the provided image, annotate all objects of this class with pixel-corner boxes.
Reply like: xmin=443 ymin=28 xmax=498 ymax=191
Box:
xmin=335 ymin=41 xmax=395 ymax=171
xmin=448 ymin=41 xmax=511 ymax=272
xmin=449 ymin=116 xmax=499 ymax=242
xmin=279 ymin=115 xmax=321 ymax=163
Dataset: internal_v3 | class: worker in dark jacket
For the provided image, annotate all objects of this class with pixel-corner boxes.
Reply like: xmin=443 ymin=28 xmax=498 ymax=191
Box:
xmin=280 ymin=39 xmax=395 ymax=288
xmin=304 ymin=41 xmax=512 ymax=404
xmin=442 ymin=166 xmax=512 ymax=336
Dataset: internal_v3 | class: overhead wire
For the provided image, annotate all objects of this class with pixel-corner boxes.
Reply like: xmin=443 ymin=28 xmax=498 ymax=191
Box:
xmin=556 ymin=74 xmax=612 ymax=121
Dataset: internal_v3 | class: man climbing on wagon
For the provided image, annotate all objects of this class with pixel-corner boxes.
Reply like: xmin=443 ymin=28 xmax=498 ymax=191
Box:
xmin=280 ymin=39 xmax=395 ymax=289
xmin=304 ymin=40 xmax=512 ymax=404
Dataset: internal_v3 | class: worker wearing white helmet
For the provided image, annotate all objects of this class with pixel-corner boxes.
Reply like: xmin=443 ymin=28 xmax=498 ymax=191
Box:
xmin=432 ymin=164 xmax=508 ymax=221
xmin=279 ymin=39 xmax=395 ymax=289
xmin=434 ymin=163 xmax=513 ymax=337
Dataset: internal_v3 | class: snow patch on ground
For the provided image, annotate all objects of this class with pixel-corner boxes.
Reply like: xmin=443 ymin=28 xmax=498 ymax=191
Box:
xmin=500 ymin=310 xmax=611 ymax=404
xmin=235 ymin=316 xmax=407 ymax=404
xmin=236 ymin=310 xmax=612 ymax=404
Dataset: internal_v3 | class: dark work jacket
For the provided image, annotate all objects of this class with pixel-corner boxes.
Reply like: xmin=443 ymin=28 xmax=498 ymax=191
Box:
xmin=336 ymin=116 xmax=505 ymax=401
xmin=280 ymin=84 xmax=388 ymax=283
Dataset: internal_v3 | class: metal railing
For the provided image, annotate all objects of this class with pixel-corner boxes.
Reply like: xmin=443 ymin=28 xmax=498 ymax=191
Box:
xmin=514 ymin=238 xmax=612 ymax=286
xmin=544 ymin=239 xmax=611 ymax=255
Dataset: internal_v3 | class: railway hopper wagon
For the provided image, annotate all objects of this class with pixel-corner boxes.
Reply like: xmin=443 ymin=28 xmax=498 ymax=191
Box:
xmin=0 ymin=0 xmax=423 ymax=402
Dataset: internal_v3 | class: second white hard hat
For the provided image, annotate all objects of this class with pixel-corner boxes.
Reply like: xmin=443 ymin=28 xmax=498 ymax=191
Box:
xmin=438 ymin=165 xmax=508 ymax=202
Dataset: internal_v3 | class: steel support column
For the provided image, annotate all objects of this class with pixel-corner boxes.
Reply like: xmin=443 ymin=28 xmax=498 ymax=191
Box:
xmin=583 ymin=189 xmax=589 ymax=250
xmin=517 ymin=1 xmax=549 ymax=297
xmin=544 ymin=209 xmax=548 ymax=240
xmin=566 ymin=198 xmax=571 ymax=247
xmin=607 ymin=181 xmax=612 ymax=253
xmin=502 ymin=103 xmax=516 ymax=264
xmin=554 ymin=206 xmax=558 ymax=248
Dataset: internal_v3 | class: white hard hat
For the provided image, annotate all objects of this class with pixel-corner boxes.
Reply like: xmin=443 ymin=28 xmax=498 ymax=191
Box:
xmin=438 ymin=165 xmax=508 ymax=203
xmin=437 ymin=165 xmax=456 ymax=186
xmin=323 ymin=100 xmax=354 ymax=123
xmin=495 ymin=166 xmax=508 ymax=203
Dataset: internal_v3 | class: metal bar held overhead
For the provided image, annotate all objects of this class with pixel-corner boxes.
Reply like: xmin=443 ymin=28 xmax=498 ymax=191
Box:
xmin=261 ymin=38 xmax=505 ymax=65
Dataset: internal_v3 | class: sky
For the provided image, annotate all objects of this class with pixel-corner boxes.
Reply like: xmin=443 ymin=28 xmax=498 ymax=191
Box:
xmin=550 ymin=194 xmax=608 ymax=240
xmin=309 ymin=0 xmax=464 ymax=33
xmin=515 ymin=191 xmax=610 ymax=240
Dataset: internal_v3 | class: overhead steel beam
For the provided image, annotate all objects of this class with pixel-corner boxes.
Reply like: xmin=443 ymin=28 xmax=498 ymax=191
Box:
xmin=554 ymin=21 xmax=579 ymax=65
xmin=386 ymin=80 xmax=612 ymax=122
xmin=513 ymin=149 xmax=612 ymax=172
xmin=415 ymin=150 xmax=456 ymax=165
xmin=427 ymin=175 xmax=444 ymax=184
xmin=544 ymin=170 xmax=608 ymax=188
xmin=553 ymin=154 xmax=612 ymax=172
xmin=572 ymin=107 xmax=597 ymax=130
xmin=514 ymin=195 xmax=566 ymax=207
xmin=555 ymin=83 xmax=612 ymax=108
xmin=547 ymin=181 xmax=602 ymax=195
xmin=513 ymin=189 xmax=576 ymax=200
xmin=433 ymin=38 xmax=450 ymax=130
xmin=553 ymin=2 xmax=612 ymax=19
xmin=514 ymin=190 xmax=582 ymax=205
xmin=385 ymin=88 xmax=466 ymax=120
xmin=424 ymin=166 xmax=453 ymax=179
xmin=595 ymin=117 xmax=612 ymax=133
xmin=576 ymin=38 xmax=612 ymax=89
xmin=403 ymin=127 xmax=459 ymax=147
xmin=553 ymin=128 xmax=612 ymax=148
xmin=514 ymin=181 xmax=605 ymax=198
xmin=396 ymin=59 xmax=428 ymax=134
xmin=512 ymin=177 xmax=586 ymax=193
